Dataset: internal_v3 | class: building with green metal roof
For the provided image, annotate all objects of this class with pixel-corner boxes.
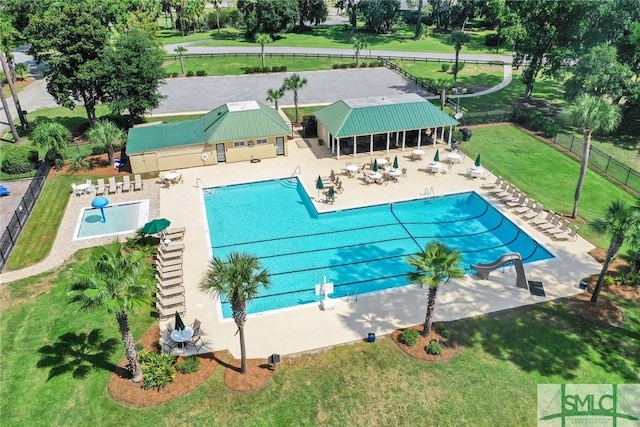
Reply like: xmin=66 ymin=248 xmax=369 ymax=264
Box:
xmin=314 ymin=93 xmax=459 ymax=158
xmin=126 ymin=101 xmax=290 ymax=173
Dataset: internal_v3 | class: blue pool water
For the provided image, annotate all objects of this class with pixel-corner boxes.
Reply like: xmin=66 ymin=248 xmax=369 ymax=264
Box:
xmin=204 ymin=179 xmax=553 ymax=318
xmin=74 ymin=200 xmax=149 ymax=240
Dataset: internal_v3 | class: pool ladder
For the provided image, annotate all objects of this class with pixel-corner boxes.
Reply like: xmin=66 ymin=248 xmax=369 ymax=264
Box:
xmin=424 ymin=186 xmax=435 ymax=202
xmin=195 ymin=178 xmax=207 ymax=188
xmin=291 ymin=165 xmax=301 ymax=177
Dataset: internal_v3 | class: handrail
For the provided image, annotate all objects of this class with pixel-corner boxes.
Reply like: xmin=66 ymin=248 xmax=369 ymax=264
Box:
xmin=195 ymin=178 xmax=207 ymax=188
xmin=291 ymin=165 xmax=301 ymax=176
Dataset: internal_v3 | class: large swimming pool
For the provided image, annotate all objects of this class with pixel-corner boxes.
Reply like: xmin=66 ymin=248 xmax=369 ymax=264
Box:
xmin=204 ymin=178 xmax=553 ymax=318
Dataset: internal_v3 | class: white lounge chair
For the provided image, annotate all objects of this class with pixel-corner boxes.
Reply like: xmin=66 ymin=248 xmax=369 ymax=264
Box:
xmin=122 ymin=175 xmax=132 ymax=192
xmin=531 ymin=210 xmax=555 ymax=226
xmin=107 ymin=177 xmax=118 ymax=194
xmin=521 ymin=203 xmax=543 ymax=220
xmin=553 ymin=225 xmax=579 ymax=241
xmin=96 ymin=179 xmax=106 ymax=195
xmin=134 ymin=174 xmax=143 ymax=191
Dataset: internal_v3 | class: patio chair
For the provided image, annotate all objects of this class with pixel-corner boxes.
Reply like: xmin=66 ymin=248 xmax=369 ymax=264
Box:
xmin=496 ymin=185 xmax=516 ymax=200
xmin=122 ymin=175 xmax=132 ymax=192
xmin=531 ymin=210 xmax=555 ymax=226
xmin=71 ymin=183 xmax=83 ymax=196
xmin=521 ymin=203 xmax=543 ymax=220
xmin=96 ymin=179 xmax=106 ymax=195
xmin=553 ymin=225 xmax=579 ymax=241
xmin=488 ymin=181 xmax=509 ymax=196
xmin=546 ymin=219 xmax=570 ymax=236
xmin=514 ymin=199 xmax=534 ymax=215
xmin=85 ymin=179 xmax=94 ymax=194
xmin=191 ymin=319 xmax=205 ymax=352
xmin=363 ymin=172 xmax=374 ymax=185
xmin=107 ymin=177 xmax=118 ymax=194
xmin=134 ymin=174 xmax=143 ymax=191
xmin=171 ymin=173 xmax=183 ymax=184
xmin=537 ymin=213 xmax=561 ymax=231
xmin=401 ymin=168 xmax=407 ymax=177
xmin=506 ymin=193 xmax=526 ymax=208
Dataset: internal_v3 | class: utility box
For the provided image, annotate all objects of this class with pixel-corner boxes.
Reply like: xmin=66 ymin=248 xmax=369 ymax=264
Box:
xmin=302 ymin=115 xmax=317 ymax=137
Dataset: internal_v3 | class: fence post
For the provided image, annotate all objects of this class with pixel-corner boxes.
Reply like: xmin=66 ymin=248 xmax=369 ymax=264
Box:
xmin=625 ymin=169 xmax=631 ymax=185
xmin=605 ymin=156 xmax=611 ymax=174
xmin=569 ymin=136 xmax=575 ymax=153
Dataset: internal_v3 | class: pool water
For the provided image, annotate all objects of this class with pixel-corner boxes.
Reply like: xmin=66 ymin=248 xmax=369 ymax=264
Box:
xmin=74 ymin=200 xmax=149 ymax=240
xmin=204 ymin=179 xmax=553 ymax=318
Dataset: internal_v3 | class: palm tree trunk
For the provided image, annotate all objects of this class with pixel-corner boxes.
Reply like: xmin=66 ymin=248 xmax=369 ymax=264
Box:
xmin=116 ymin=310 xmax=142 ymax=382
xmin=238 ymin=325 xmax=247 ymax=374
xmin=179 ymin=56 xmax=185 ymax=75
xmin=572 ymin=130 xmax=592 ymax=218
xmin=453 ymin=47 xmax=460 ymax=81
xmin=356 ymin=49 xmax=360 ymax=67
xmin=106 ymin=144 xmax=115 ymax=165
xmin=440 ymin=88 xmax=446 ymax=110
xmin=414 ymin=0 xmax=423 ymax=39
xmin=591 ymin=240 xmax=622 ymax=304
xmin=294 ymin=92 xmax=300 ymax=125
xmin=261 ymin=46 xmax=265 ymax=69
xmin=634 ymin=249 xmax=640 ymax=274
xmin=422 ymin=287 xmax=438 ymax=337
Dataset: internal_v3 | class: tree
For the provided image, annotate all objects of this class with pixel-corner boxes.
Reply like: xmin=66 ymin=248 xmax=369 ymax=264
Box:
xmin=238 ymin=0 xmax=299 ymax=37
xmin=352 ymin=36 xmax=368 ymax=67
xmin=24 ymin=1 xmax=112 ymax=126
xmin=563 ymin=95 xmax=622 ymax=219
xmin=588 ymin=200 xmax=639 ymax=304
xmin=255 ymin=33 xmax=272 ymax=69
xmin=447 ymin=30 xmax=470 ymax=82
xmin=68 ymin=241 xmax=154 ymax=383
xmin=407 ymin=0 xmax=432 ymax=39
xmin=174 ymin=45 xmax=188 ymax=76
xmin=105 ymin=28 xmax=166 ymax=122
xmin=297 ymin=0 xmax=328 ymax=28
xmin=266 ymin=87 xmax=285 ymax=110
xmin=406 ymin=241 xmax=464 ymax=336
xmin=431 ymin=76 xmax=453 ymax=110
xmin=282 ymin=73 xmax=308 ymax=125
xmin=30 ymin=122 xmax=71 ymax=161
xmin=14 ymin=63 xmax=28 ymax=81
xmin=211 ymin=0 xmax=222 ymax=33
xmin=86 ymin=120 xmax=126 ymax=165
xmin=200 ymin=252 xmax=270 ymax=374
xmin=359 ymin=0 xmax=400 ymax=34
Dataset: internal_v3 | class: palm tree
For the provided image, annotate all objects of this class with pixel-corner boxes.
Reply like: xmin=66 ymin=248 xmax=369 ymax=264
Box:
xmin=431 ymin=76 xmax=454 ymax=110
xmin=255 ymin=33 xmax=272 ymax=69
xmin=174 ymin=45 xmax=187 ymax=75
xmin=282 ymin=73 xmax=308 ymax=125
xmin=563 ymin=95 xmax=622 ymax=219
xmin=86 ymin=120 xmax=126 ymax=165
xmin=30 ymin=121 xmax=71 ymax=161
xmin=67 ymin=242 xmax=154 ymax=382
xmin=266 ymin=87 xmax=284 ymax=110
xmin=413 ymin=0 xmax=424 ymax=39
xmin=352 ymin=36 xmax=368 ymax=67
xmin=200 ymin=252 xmax=270 ymax=374
xmin=588 ymin=200 xmax=639 ymax=304
xmin=406 ymin=241 xmax=465 ymax=336
xmin=448 ymin=30 xmax=470 ymax=82
xmin=14 ymin=63 xmax=28 ymax=81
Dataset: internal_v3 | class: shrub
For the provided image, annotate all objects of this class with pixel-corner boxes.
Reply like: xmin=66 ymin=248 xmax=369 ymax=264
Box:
xmin=54 ymin=157 xmax=65 ymax=170
xmin=186 ymin=70 xmax=195 ymax=77
xmin=369 ymin=61 xmax=380 ymax=68
xmin=603 ymin=275 xmax=615 ymax=287
xmin=171 ymin=72 xmax=179 ymax=78
xmin=340 ymin=63 xmax=349 ymax=69
xmin=359 ymin=62 xmax=369 ymax=68
xmin=425 ymin=340 xmax=442 ymax=355
xmin=91 ymin=145 xmax=106 ymax=155
xmin=332 ymin=63 xmax=341 ymax=69
xmin=441 ymin=63 xmax=450 ymax=73
xmin=453 ymin=63 xmax=465 ymax=74
xmin=542 ymin=121 xmax=559 ymax=138
xmin=275 ymin=65 xmax=287 ymax=72
xmin=619 ymin=272 xmax=640 ymax=286
xmin=485 ymin=33 xmax=501 ymax=47
xmin=261 ymin=66 xmax=271 ymax=73
xmin=175 ymin=356 xmax=201 ymax=374
xmin=436 ymin=325 xmax=451 ymax=339
xmin=164 ymin=72 xmax=172 ymax=78
xmin=399 ymin=328 xmax=420 ymax=347
xmin=196 ymin=70 xmax=207 ymax=76
xmin=139 ymin=350 xmax=176 ymax=390
xmin=349 ymin=62 xmax=357 ymax=68
xmin=1 ymin=145 xmax=38 ymax=174
xmin=67 ymin=154 xmax=91 ymax=173
xmin=530 ymin=111 xmax=545 ymax=132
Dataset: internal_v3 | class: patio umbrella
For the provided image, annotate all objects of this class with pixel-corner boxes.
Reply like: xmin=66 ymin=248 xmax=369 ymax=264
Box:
xmin=475 ymin=153 xmax=481 ymax=167
xmin=316 ymin=175 xmax=324 ymax=199
xmin=393 ymin=155 xmax=399 ymax=169
xmin=372 ymin=159 xmax=379 ymax=172
xmin=91 ymin=197 xmax=109 ymax=223
xmin=434 ymin=149 xmax=440 ymax=162
xmin=174 ymin=311 xmax=186 ymax=331
xmin=142 ymin=218 xmax=171 ymax=235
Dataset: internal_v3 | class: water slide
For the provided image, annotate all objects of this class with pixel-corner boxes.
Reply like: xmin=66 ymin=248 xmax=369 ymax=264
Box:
xmin=470 ymin=253 xmax=528 ymax=289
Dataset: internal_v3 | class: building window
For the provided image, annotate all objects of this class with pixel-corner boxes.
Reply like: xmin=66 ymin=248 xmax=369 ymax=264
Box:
xmin=233 ymin=141 xmax=245 ymax=147
xmin=256 ymin=139 xmax=268 ymax=145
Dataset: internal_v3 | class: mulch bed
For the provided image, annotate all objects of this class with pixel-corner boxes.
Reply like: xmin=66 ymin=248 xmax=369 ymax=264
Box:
xmin=391 ymin=324 xmax=459 ymax=362
xmin=107 ymin=324 xmax=273 ymax=407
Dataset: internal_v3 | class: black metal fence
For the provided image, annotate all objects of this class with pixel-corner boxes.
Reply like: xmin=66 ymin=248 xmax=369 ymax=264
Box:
xmin=0 ymin=161 xmax=50 ymax=270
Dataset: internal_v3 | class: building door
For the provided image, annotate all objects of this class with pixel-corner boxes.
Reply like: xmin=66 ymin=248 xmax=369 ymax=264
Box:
xmin=216 ymin=143 xmax=226 ymax=162
xmin=276 ymin=137 xmax=285 ymax=156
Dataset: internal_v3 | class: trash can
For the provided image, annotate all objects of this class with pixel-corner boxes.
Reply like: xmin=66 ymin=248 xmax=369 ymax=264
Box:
xmin=367 ymin=333 xmax=376 ymax=343
xmin=460 ymin=128 xmax=472 ymax=141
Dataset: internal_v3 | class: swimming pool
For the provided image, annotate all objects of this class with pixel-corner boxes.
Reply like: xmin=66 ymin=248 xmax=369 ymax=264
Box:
xmin=204 ymin=179 xmax=553 ymax=318
xmin=74 ymin=200 xmax=149 ymax=240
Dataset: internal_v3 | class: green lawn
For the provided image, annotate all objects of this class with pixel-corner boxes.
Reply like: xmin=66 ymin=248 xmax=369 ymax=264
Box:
xmin=1 ymin=258 xmax=637 ymax=426
xmin=461 ymin=124 xmax=637 ymax=248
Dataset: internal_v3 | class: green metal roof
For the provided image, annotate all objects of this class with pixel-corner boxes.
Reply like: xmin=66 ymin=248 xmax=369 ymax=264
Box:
xmin=126 ymin=101 xmax=290 ymax=155
xmin=314 ymin=93 xmax=459 ymax=139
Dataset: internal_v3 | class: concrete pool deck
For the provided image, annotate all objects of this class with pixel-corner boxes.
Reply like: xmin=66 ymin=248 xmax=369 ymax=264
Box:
xmin=157 ymin=136 xmax=602 ymax=359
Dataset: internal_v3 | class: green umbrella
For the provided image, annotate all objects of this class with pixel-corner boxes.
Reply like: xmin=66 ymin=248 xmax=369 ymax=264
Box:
xmin=393 ymin=155 xmax=399 ymax=169
xmin=174 ymin=311 xmax=186 ymax=331
xmin=434 ymin=149 xmax=440 ymax=162
xmin=372 ymin=159 xmax=379 ymax=172
xmin=327 ymin=187 xmax=335 ymax=198
xmin=316 ymin=175 xmax=324 ymax=199
xmin=142 ymin=218 xmax=171 ymax=235
xmin=475 ymin=153 xmax=481 ymax=167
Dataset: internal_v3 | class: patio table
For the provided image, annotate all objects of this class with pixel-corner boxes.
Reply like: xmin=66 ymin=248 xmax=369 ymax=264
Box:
xmin=447 ymin=152 xmax=462 ymax=163
xmin=171 ymin=326 xmax=194 ymax=349
xmin=411 ymin=149 xmax=425 ymax=160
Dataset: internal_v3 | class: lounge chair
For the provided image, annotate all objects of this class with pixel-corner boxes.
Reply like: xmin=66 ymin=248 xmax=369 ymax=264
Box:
xmin=488 ymin=181 xmax=509 ymax=196
xmin=506 ymin=193 xmax=526 ymax=208
xmin=546 ymin=219 xmax=570 ymax=236
xmin=531 ymin=210 xmax=555 ymax=226
xmin=496 ymin=185 xmax=516 ymax=200
xmin=122 ymin=175 xmax=132 ymax=192
xmin=513 ymin=198 xmax=534 ymax=214
xmin=134 ymin=174 xmax=143 ymax=191
xmin=107 ymin=177 xmax=118 ymax=194
xmin=161 ymin=226 xmax=186 ymax=240
xmin=553 ymin=225 xmax=579 ymax=241
xmin=537 ymin=214 xmax=561 ymax=231
xmin=85 ymin=179 xmax=94 ymax=194
xmin=95 ymin=179 xmax=105 ymax=195
xmin=521 ymin=203 xmax=543 ymax=220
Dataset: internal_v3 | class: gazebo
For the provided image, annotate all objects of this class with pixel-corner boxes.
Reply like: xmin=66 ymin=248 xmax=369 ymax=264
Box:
xmin=314 ymin=93 xmax=459 ymax=159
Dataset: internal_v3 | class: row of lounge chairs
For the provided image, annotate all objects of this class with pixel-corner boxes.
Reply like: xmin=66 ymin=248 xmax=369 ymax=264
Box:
xmin=482 ymin=177 xmax=579 ymax=242
xmin=72 ymin=175 xmax=143 ymax=196
xmin=155 ymin=227 xmax=186 ymax=318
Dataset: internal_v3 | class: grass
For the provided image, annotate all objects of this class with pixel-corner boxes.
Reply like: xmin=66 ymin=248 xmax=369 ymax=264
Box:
xmin=461 ymin=124 xmax=637 ymax=248
xmin=1 ymin=256 xmax=637 ymax=426
xmin=193 ymin=25 xmax=503 ymax=55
